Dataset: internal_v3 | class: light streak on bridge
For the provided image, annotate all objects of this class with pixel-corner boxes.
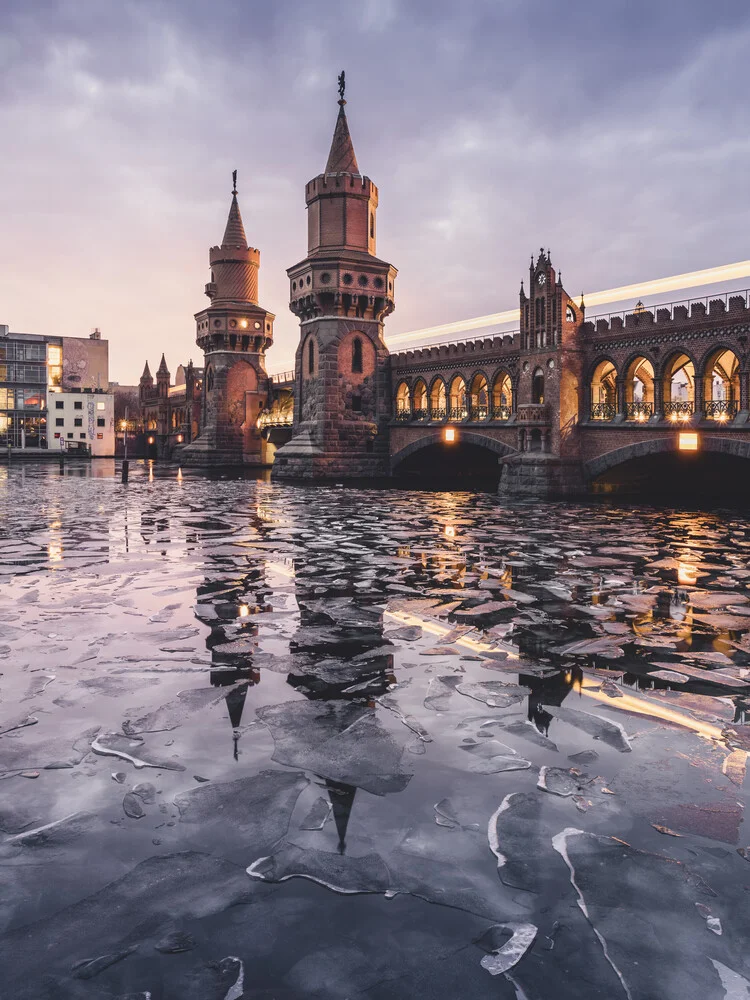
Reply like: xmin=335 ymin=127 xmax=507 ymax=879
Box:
xmin=385 ymin=259 xmax=750 ymax=348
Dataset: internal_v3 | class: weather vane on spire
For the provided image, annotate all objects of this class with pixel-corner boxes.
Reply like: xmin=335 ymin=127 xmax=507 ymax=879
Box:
xmin=337 ymin=70 xmax=346 ymax=102
xmin=232 ymin=169 xmax=237 ymax=194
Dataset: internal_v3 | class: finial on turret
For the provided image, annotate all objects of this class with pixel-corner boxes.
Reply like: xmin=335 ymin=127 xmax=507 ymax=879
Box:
xmin=580 ymin=292 xmax=585 ymax=310
xmin=337 ymin=69 xmax=346 ymax=104
xmin=232 ymin=169 xmax=237 ymax=195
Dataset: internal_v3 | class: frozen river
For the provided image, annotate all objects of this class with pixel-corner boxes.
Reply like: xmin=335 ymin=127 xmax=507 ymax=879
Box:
xmin=1 ymin=460 xmax=750 ymax=999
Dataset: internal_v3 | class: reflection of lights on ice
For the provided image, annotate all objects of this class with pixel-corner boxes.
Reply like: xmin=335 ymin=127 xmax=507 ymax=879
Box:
xmin=677 ymin=562 xmax=698 ymax=586
xmin=238 ymin=604 xmax=250 ymax=617
xmin=444 ymin=525 xmax=456 ymax=538
xmin=48 ymin=541 xmax=62 ymax=562
xmin=266 ymin=560 xmax=295 ymax=579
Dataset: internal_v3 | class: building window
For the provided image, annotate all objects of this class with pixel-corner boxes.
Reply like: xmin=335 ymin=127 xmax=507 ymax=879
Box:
xmin=67 ymin=432 xmax=73 ymax=439
xmin=97 ymin=418 xmax=105 ymax=427
xmin=97 ymin=433 xmax=103 ymax=439
xmin=74 ymin=418 xmax=82 ymax=427
xmin=308 ymin=339 xmax=315 ymax=375
xmin=55 ymin=418 xmax=63 ymax=427
xmin=352 ymin=337 xmax=363 ymax=373
xmin=74 ymin=401 xmax=82 ymax=410
xmin=352 ymin=394 xmax=362 ymax=412
xmin=79 ymin=433 xmax=86 ymax=439
xmin=370 ymin=212 xmax=374 ymax=239
xmin=55 ymin=400 xmax=64 ymax=410
xmin=96 ymin=401 xmax=105 ymax=410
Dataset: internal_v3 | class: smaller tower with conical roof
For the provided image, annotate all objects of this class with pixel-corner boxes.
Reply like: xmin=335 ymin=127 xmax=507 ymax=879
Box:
xmin=179 ymin=172 xmax=276 ymax=467
xmin=156 ymin=354 xmax=170 ymax=399
xmin=274 ymin=73 xmax=397 ymax=480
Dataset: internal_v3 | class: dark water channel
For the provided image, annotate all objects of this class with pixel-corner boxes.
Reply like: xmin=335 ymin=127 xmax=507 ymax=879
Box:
xmin=1 ymin=461 xmax=750 ymax=999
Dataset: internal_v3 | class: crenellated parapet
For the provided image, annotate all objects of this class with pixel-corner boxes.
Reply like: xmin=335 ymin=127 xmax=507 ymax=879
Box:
xmin=391 ymin=333 xmax=520 ymax=370
xmin=583 ymin=293 xmax=750 ymax=348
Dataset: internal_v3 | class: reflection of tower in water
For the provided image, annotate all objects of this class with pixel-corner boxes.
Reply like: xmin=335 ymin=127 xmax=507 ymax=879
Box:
xmin=520 ymin=666 xmax=581 ymax=736
xmin=287 ymin=539 xmax=396 ymax=854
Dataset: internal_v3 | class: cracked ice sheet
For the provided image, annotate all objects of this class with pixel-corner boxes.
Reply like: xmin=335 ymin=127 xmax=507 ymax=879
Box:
xmin=552 ymin=828 xmax=750 ymax=1000
xmin=257 ymin=700 xmax=412 ymax=795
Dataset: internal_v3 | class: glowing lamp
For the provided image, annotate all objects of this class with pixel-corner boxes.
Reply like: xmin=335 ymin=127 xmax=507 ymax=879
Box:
xmin=444 ymin=427 xmax=456 ymax=443
xmin=176 ymin=434 xmax=183 ymax=443
xmin=445 ymin=525 xmax=456 ymax=538
xmin=669 ymin=413 xmax=678 ymax=423
xmin=239 ymin=319 xmax=248 ymax=328
xmin=678 ymin=432 xmax=698 ymax=451
xmin=147 ymin=436 xmax=155 ymax=445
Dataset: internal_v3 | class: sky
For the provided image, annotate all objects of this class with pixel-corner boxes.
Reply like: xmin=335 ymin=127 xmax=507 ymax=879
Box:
xmin=1 ymin=0 xmax=750 ymax=383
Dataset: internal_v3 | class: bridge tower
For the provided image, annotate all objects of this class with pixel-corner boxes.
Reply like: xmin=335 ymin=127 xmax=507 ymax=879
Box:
xmin=499 ymin=249 xmax=586 ymax=494
xmin=273 ymin=73 xmax=397 ymax=480
xmin=179 ymin=173 xmax=275 ymax=466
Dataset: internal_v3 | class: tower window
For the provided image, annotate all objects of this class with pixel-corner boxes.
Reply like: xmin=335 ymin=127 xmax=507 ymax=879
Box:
xmin=207 ymin=367 xmax=214 ymax=391
xmin=352 ymin=394 xmax=362 ymax=412
xmin=352 ymin=337 xmax=363 ymax=374
xmin=532 ymin=368 xmax=545 ymax=404
xmin=370 ymin=212 xmax=374 ymax=239
xmin=308 ymin=338 xmax=315 ymax=375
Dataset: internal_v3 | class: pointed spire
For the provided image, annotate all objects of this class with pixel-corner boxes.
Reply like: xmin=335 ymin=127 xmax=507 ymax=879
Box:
xmin=221 ymin=170 xmax=248 ymax=247
xmin=157 ymin=353 xmax=169 ymax=378
xmin=325 ymin=72 xmax=359 ymax=174
xmin=140 ymin=361 xmax=152 ymax=381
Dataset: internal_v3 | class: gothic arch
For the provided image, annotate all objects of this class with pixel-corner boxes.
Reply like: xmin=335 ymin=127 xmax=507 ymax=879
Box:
xmin=585 ymin=436 xmax=750 ymax=480
xmin=391 ymin=429 xmax=518 ymax=470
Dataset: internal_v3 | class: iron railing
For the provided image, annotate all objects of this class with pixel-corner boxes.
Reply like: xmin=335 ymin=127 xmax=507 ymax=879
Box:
xmin=470 ymin=405 xmax=489 ymax=421
xmin=412 ymin=407 xmax=429 ymax=421
xmin=625 ymin=401 xmax=653 ymax=420
xmin=448 ymin=406 xmax=469 ymax=421
xmin=663 ymin=401 xmax=694 ymax=418
xmin=704 ymin=399 xmax=738 ymax=420
xmin=491 ymin=405 xmax=512 ymax=420
xmin=395 ymin=408 xmax=411 ymax=421
xmin=590 ymin=402 xmax=616 ymax=420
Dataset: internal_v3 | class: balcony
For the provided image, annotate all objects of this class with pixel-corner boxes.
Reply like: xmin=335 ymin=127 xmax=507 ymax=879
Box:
xmin=516 ymin=403 xmax=550 ymax=425
xmin=491 ymin=405 xmax=512 ymax=421
xmin=412 ymin=407 xmax=429 ymax=421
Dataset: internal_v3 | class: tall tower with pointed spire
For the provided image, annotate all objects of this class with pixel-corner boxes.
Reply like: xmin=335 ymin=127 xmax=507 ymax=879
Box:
xmin=179 ymin=173 xmax=276 ymax=466
xmin=273 ymin=74 xmax=397 ymax=480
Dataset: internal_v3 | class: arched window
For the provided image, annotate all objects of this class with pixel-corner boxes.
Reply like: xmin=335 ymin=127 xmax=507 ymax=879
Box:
xmin=566 ymin=305 xmax=576 ymax=323
xmin=430 ymin=379 xmax=447 ymax=419
xmin=395 ymin=382 xmax=410 ymax=418
xmin=492 ymin=372 xmax=513 ymax=419
xmin=469 ymin=374 xmax=489 ymax=420
xmin=590 ymin=360 xmax=617 ymax=420
xmin=352 ymin=337 xmax=363 ymax=373
xmin=207 ymin=367 xmax=214 ymax=392
xmin=449 ymin=376 xmax=468 ymax=419
xmin=369 ymin=213 xmax=374 ymax=239
xmin=412 ymin=380 xmax=428 ymax=419
xmin=662 ymin=353 xmax=695 ymax=421
xmin=532 ymin=368 xmax=545 ymax=404
xmin=308 ymin=339 xmax=315 ymax=375
xmin=624 ymin=356 xmax=654 ymax=419
xmin=704 ymin=348 xmax=740 ymax=421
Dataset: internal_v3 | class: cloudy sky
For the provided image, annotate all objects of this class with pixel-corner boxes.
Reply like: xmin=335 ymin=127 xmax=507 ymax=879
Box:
xmin=2 ymin=0 xmax=749 ymax=383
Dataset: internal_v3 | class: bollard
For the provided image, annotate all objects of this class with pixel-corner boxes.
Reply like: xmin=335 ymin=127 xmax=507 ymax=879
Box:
xmin=121 ymin=459 xmax=129 ymax=484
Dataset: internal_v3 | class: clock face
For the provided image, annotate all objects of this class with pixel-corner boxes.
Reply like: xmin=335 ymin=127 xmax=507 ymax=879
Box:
xmin=537 ymin=272 xmax=546 ymax=286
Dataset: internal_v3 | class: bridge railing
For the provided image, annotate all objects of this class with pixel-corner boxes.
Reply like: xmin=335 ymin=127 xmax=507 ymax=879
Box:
xmin=585 ymin=287 xmax=750 ymax=328
xmin=270 ymin=370 xmax=295 ymax=384
xmin=705 ymin=400 xmax=738 ymax=421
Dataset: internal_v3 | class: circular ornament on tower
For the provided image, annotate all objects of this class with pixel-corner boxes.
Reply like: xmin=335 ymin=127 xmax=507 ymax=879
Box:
xmin=343 ymin=273 xmax=353 ymax=285
xmin=537 ymin=272 xmax=546 ymax=286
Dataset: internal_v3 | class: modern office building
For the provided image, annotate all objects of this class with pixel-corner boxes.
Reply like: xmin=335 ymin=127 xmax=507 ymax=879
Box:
xmin=0 ymin=326 xmax=109 ymax=452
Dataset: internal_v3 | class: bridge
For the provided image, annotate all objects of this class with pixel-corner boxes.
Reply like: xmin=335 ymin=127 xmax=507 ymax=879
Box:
xmin=384 ymin=275 xmax=750 ymax=494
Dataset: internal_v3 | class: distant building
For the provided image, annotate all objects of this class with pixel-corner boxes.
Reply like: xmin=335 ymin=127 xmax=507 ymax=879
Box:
xmin=138 ymin=355 xmax=203 ymax=458
xmin=49 ymin=390 xmax=115 ymax=456
xmin=0 ymin=326 xmax=109 ymax=452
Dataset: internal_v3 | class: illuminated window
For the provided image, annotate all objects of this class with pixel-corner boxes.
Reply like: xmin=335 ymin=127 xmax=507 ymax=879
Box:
xmin=444 ymin=427 xmax=456 ymax=442
xmin=97 ymin=401 xmax=105 ymax=410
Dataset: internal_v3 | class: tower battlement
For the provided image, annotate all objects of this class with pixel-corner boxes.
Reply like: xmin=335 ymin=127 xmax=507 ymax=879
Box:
xmin=582 ymin=294 xmax=749 ymax=339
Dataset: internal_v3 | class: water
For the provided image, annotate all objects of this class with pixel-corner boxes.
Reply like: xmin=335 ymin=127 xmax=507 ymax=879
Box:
xmin=1 ymin=460 xmax=750 ymax=999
